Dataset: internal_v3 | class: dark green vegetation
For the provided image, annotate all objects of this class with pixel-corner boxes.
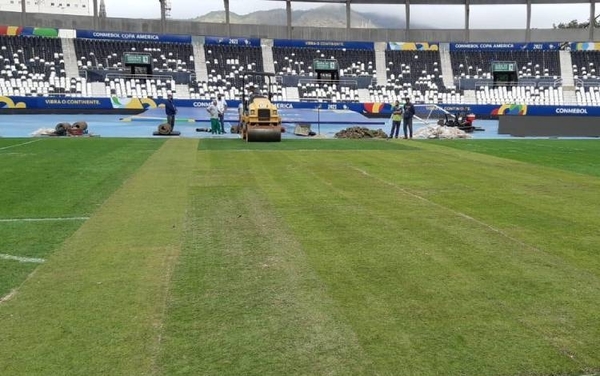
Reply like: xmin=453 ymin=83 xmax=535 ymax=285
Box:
xmin=1 ymin=138 xmax=600 ymax=376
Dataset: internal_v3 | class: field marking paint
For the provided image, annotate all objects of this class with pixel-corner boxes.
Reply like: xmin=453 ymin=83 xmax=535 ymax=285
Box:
xmin=0 ymin=139 xmax=42 ymax=151
xmin=0 ymin=217 xmax=90 ymax=223
xmin=0 ymin=266 xmax=41 ymax=305
xmin=350 ymin=165 xmax=545 ymax=254
xmin=0 ymin=289 xmax=17 ymax=304
xmin=0 ymin=253 xmax=46 ymax=264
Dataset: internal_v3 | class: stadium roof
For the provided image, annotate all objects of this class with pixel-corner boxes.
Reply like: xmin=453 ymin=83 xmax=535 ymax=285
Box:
xmin=221 ymin=0 xmax=599 ymax=40
xmin=268 ymin=0 xmax=590 ymax=4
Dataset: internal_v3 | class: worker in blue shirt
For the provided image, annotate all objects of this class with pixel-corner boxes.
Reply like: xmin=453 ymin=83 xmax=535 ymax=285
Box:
xmin=165 ymin=93 xmax=177 ymax=132
xmin=402 ymin=97 xmax=416 ymax=139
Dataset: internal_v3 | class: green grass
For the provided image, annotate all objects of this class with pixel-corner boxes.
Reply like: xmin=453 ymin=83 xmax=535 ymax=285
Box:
xmin=0 ymin=138 xmax=164 ymax=298
xmin=2 ymin=138 xmax=600 ymax=375
xmin=0 ymin=221 xmax=81 ymax=295
xmin=433 ymin=139 xmax=600 ymax=177
xmin=0 ymin=138 xmax=165 ymax=217
xmin=0 ymin=138 xmax=197 ymax=375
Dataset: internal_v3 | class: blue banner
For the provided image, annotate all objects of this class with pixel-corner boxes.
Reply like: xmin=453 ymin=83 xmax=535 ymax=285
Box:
xmin=3 ymin=96 xmax=600 ymax=119
xmin=177 ymin=100 xmax=352 ymax=111
xmin=0 ymin=96 xmax=112 ymax=110
xmin=273 ymin=39 xmax=374 ymax=50
xmin=204 ymin=36 xmax=261 ymax=47
xmin=449 ymin=42 xmax=563 ymax=51
xmin=75 ymin=29 xmax=192 ymax=43
xmin=0 ymin=96 xmax=161 ymax=110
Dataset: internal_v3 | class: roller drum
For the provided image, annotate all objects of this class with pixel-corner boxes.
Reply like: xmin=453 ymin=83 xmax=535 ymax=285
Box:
xmin=246 ymin=127 xmax=281 ymax=142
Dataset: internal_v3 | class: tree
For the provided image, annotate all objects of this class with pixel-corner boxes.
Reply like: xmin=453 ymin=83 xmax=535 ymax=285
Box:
xmin=553 ymin=18 xmax=600 ymax=29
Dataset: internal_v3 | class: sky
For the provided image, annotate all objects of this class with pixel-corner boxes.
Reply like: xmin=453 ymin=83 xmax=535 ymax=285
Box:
xmin=102 ymin=0 xmax=593 ymax=29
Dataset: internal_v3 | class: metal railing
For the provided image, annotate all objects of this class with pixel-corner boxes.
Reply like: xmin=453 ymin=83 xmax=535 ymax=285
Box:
xmin=297 ymin=78 xmax=358 ymax=88
xmin=105 ymin=73 xmax=175 ymax=82
xmin=574 ymin=78 xmax=600 ymax=88
xmin=553 ymin=78 xmax=563 ymax=87
xmin=473 ymin=80 xmax=562 ymax=90
xmin=297 ymin=78 xmax=359 ymax=102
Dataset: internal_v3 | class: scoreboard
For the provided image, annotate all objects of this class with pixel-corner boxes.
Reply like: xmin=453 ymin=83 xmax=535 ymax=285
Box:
xmin=313 ymin=59 xmax=339 ymax=72
xmin=491 ymin=61 xmax=517 ymax=73
xmin=123 ymin=53 xmax=152 ymax=66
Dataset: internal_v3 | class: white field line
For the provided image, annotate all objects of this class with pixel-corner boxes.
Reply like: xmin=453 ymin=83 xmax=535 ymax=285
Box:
xmin=0 ymin=289 xmax=17 ymax=303
xmin=0 ymin=253 xmax=45 ymax=264
xmin=0 ymin=266 xmax=41 ymax=305
xmin=0 ymin=139 xmax=42 ymax=151
xmin=349 ymin=165 xmax=546 ymax=255
xmin=0 ymin=217 xmax=90 ymax=223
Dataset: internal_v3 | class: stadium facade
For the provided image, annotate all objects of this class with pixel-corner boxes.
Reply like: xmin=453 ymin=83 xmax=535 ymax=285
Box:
xmin=0 ymin=0 xmax=92 ymax=16
xmin=0 ymin=0 xmax=598 ymax=42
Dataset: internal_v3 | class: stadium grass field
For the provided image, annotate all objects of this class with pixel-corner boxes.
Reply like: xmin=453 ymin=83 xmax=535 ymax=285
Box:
xmin=1 ymin=137 xmax=599 ymax=376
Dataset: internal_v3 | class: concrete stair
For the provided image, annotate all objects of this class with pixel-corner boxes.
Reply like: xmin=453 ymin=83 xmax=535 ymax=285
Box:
xmin=439 ymin=43 xmax=455 ymax=88
xmin=464 ymin=90 xmax=476 ymax=104
xmin=285 ymin=87 xmax=299 ymax=101
xmin=374 ymin=42 xmax=387 ymax=86
xmin=563 ymin=88 xmax=577 ymax=105
xmin=559 ymin=50 xmax=575 ymax=88
xmin=191 ymin=36 xmax=208 ymax=82
xmin=90 ymin=82 xmax=106 ymax=97
xmin=175 ymin=84 xmax=190 ymax=99
xmin=358 ymin=88 xmax=370 ymax=102
xmin=60 ymin=37 xmax=80 ymax=79
xmin=261 ymin=39 xmax=275 ymax=74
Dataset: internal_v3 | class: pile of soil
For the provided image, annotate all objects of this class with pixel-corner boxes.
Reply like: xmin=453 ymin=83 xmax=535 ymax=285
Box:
xmin=334 ymin=126 xmax=388 ymax=139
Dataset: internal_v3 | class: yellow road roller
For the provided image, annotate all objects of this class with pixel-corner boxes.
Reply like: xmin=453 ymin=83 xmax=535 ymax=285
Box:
xmin=239 ymin=72 xmax=282 ymax=142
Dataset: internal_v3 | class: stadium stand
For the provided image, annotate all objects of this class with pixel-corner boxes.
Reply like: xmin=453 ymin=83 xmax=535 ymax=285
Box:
xmin=74 ymin=39 xmax=193 ymax=74
xmin=385 ymin=51 xmax=443 ymax=88
xmin=449 ymin=50 xmax=563 ymax=105
xmin=570 ymin=50 xmax=600 ymax=81
xmin=74 ymin=39 xmax=192 ymax=98
xmin=373 ymin=50 xmax=463 ymax=104
xmin=4 ymin=31 xmax=600 ymax=106
xmin=297 ymin=81 xmax=358 ymax=102
xmin=273 ymin=46 xmax=375 ymax=77
xmin=0 ymin=35 xmax=84 ymax=97
xmin=103 ymin=76 xmax=176 ymax=99
xmin=188 ymin=77 xmax=285 ymax=102
xmin=575 ymin=85 xmax=600 ymax=105
xmin=368 ymin=82 xmax=463 ymax=104
xmin=189 ymin=44 xmax=270 ymax=101
xmin=475 ymin=85 xmax=564 ymax=105
xmin=450 ymin=50 xmax=561 ymax=80
xmin=272 ymin=46 xmax=374 ymax=101
xmin=570 ymin=50 xmax=600 ymax=105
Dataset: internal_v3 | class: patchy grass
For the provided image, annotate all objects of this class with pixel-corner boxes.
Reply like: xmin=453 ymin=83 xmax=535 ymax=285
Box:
xmin=0 ymin=139 xmax=197 ymax=375
xmin=159 ymin=141 xmax=600 ymax=375
xmin=198 ymin=138 xmax=416 ymax=151
xmin=2 ymin=139 xmax=600 ymax=375
xmin=0 ymin=138 xmax=164 ymax=299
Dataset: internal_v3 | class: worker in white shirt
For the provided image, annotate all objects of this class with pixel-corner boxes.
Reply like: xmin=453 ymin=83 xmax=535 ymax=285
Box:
xmin=216 ymin=94 xmax=228 ymax=134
